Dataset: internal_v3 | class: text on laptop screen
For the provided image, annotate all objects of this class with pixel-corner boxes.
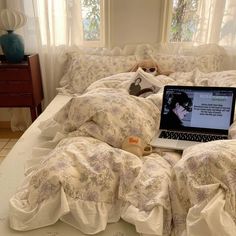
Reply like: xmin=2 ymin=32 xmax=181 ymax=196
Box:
xmin=160 ymin=87 xmax=235 ymax=131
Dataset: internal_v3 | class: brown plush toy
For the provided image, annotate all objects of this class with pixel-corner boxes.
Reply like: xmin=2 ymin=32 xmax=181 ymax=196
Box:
xmin=129 ymin=59 xmax=171 ymax=76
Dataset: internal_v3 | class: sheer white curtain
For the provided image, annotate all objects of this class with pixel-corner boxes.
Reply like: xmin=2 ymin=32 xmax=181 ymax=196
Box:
xmin=192 ymin=0 xmax=236 ymax=69
xmin=193 ymin=0 xmax=236 ymax=45
xmin=162 ymin=0 xmax=236 ymax=69
xmin=6 ymin=0 xmax=83 ymax=130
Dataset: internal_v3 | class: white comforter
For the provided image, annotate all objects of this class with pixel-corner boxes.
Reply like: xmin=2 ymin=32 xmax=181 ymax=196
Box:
xmin=9 ymin=69 xmax=236 ymax=236
xmin=172 ymin=140 xmax=236 ymax=236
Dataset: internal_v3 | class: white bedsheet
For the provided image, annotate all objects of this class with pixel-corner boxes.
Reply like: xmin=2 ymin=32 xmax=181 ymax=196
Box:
xmin=2 ymin=68 xmax=236 ymax=236
xmin=8 ymin=84 xmax=174 ymax=235
xmin=0 ymin=94 xmax=139 ymax=236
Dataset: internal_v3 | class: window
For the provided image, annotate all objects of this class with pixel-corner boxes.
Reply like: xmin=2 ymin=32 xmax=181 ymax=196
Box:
xmin=170 ymin=0 xmax=199 ymax=42
xmin=81 ymin=0 xmax=104 ymax=46
xmin=169 ymin=0 xmax=236 ymax=47
xmin=34 ymin=0 xmax=104 ymax=47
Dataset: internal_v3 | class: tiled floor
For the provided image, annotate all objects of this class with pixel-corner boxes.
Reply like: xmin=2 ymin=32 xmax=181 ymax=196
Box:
xmin=0 ymin=138 xmax=18 ymax=164
xmin=0 ymin=127 xmax=23 ymax=165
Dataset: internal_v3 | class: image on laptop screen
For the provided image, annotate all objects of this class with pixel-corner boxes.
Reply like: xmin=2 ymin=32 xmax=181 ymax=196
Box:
xmin=160 ymin=86 xmax=235 ymax=132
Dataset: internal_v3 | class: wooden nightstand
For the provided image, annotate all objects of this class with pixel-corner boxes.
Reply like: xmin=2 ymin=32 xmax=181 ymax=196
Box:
xmin=0 ymin=54 xmax=44 ymax=122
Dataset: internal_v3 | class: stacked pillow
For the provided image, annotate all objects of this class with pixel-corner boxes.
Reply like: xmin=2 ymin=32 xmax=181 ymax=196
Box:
xmin=59 ymin=44 xmax=150 ymax=94
xmin=148 ymin=43 xmax=225 ymax=73
xmin=59 ymin=52 xmax=139 ymax=94
xmin=58 ymin=43 xmax=226 ymax=95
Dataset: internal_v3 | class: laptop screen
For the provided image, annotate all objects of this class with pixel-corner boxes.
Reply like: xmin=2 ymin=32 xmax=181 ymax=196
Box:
xmin=160 ymin=85 xmax=236 ymax=134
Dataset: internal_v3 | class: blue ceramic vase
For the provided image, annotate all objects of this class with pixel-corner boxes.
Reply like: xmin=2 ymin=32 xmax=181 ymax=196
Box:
xmin=0 ymin=30 xmax=25 ymax=63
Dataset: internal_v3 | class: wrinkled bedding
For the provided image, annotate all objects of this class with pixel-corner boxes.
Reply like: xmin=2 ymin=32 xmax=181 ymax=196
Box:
xmin=9 ymin=69 xmax=236 ymax=236
xmin=9 ymin=136 xmax=174 ymax=235
xmin=172 ymin=140 xmax=236 ymax=236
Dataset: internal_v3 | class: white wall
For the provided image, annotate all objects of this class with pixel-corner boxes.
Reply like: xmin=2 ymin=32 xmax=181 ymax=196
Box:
xmin=0 ymin=0 xmax=5 ymax=9
xmin=108 ymin=0 xmax=162 ymax=48
xmin=0 ymin=0 xmax=6 ymax=35
xmin=0 ymin=0 xmax=163 ymax=122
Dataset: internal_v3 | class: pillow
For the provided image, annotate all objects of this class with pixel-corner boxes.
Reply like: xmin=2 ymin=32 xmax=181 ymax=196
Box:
xmin=149 ymin=53 xmax=224 ymax=73
xmin=147 ymin=43 xmax=226 ymax=73
xmin=194 ymin=69 xmax=236 ymax=87
xmin=150 ymin=53 xmax=196 ymax=72
xmin=59 ymin=52 xmax=139 ymax=94
xmin=195 ymin=54 xmax=224 ymax=72
xmin=53 ymin=88 xmax=160 ymax=148
xmin=169 ymin=70 xmax=195 ymax=84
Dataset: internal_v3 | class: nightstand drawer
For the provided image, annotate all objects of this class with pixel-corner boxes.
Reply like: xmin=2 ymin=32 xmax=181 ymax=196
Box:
xmin=0 ymin=81 xmax=32 ymax=93
xmin=0 ymin=54 xmax=44 ymax=122
xmin=0 ymin=94 xmax=33 ymax=106
xmin=0 ymin=68 xmax=30 ymax=80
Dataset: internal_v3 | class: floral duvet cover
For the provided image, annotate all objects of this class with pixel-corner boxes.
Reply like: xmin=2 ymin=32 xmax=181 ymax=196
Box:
xmin=9 ymin=70 xmax=236 ymax=236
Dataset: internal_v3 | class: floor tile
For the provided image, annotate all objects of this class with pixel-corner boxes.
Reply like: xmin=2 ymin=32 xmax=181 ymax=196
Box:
xmin=0 ymin=128 xmax=21 ymax=164
xmin=9 ymin=138 xmax=19 ymax=142
xmin=0 ymin=148 xmax=11 ymax=157
xmin=0 ymin=141 xmax=7 ymax=149
xmin=0 ymin=138 xmax=10 ymax=142
xmin=4 ymin=141 xmax=17 ymax=149
xmin=0 ymin=128 xmax=23 ymax=139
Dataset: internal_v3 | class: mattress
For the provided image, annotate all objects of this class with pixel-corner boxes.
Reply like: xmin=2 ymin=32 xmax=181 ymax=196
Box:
xmin=0 ymin=94 xmax=139 ymax=236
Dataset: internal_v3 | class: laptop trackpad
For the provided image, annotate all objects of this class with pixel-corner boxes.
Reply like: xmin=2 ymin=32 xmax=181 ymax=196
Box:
xmin=176 ymin=140 xmax=199 ymax=150
xmin=152 ymin=138 xmax=199 ymax=151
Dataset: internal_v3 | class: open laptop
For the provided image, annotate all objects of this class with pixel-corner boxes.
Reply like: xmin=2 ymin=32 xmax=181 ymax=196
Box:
xmin=151 ymin=85 xmax=236 ymax=150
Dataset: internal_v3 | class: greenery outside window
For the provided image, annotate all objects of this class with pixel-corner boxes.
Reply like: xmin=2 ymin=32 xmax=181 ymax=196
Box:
xmin=81 ymin=0 xmax=104 ymax=47
xmin=36 ymin=0 xmax=104 ymax=47
xmin=170 ymin=0 xmax=199 ymax=42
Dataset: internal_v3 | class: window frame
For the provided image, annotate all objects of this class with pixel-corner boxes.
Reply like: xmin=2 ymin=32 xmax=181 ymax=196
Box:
xmin=81 ymin=0 xmax=105 ymax=47
xmin=162 ymin=0 xmax=198 ymax=45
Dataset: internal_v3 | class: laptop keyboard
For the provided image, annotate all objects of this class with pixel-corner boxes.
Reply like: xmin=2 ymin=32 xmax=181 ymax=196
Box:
xmin=159 ymin=131 xmax=228 ymax=142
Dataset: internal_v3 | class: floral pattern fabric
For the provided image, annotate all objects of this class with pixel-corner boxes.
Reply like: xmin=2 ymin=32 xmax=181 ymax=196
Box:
xmin=150 ymin=53 xmax=224 ymax=73
xmin=58 ymin=43 xmax=226 ymax=96
xmin=9 ymin=69 xmax=236 ymax=236
xmin=9 ymin=136 xmax=173 ymax=235
xmin=9 ymin=72 xmax=175 ymax=235
xmin=59 ymin=52 xmax=139 ymax=94
xmin=53 ymin=87 xmax=160 ymax=148
xmin=171 ymin=140 xmax=236 ymax=236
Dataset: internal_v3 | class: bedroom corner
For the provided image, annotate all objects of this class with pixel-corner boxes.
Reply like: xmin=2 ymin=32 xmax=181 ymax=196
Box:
xmin=1 ymin=1 xmax=236 ymax=236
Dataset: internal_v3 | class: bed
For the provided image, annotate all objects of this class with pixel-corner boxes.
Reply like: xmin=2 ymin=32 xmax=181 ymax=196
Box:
xmin=1 ymin=43 xmax=236 ymax=236
xmin=0 ymin=94 xmax=141 ymax=236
